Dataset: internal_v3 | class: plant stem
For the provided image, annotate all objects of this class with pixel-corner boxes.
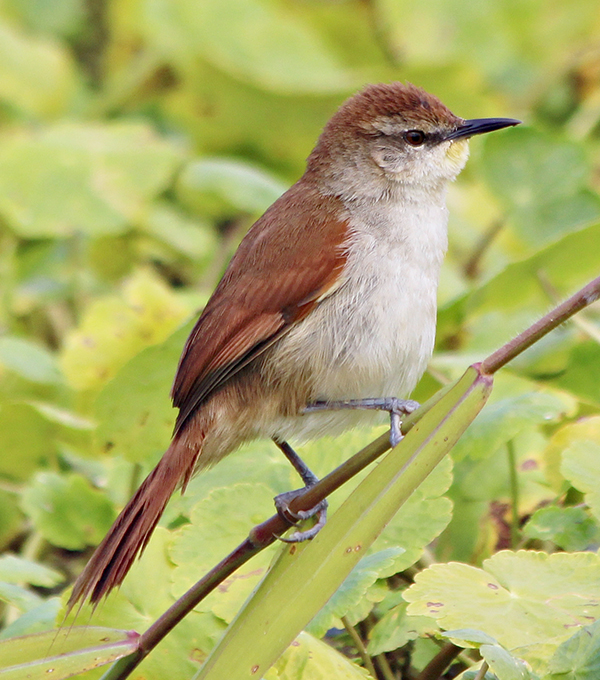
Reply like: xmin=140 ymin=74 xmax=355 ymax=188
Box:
xmin=99 ymin=272 xmax=600 ymax=680
xmin=374 ymin=652 xmax=396 ymax=680
xmin=464 ymin=219 xmax=504 ymax=280
xmin=99 ymin=425 xmax=422 ymax=680
xmin=537 ymin=269 xmax=600 ymax=344
xmin=474 ymin=661 xmax=489 ymax=680
xmin=481 ymin=274 xmax=600 ymax=374
xmin=341 ymin=615 xmax=378 ymax=679
xmin=417 ymin=641 xmax=462 ymax=680
xmin=507 ymin=440 xmax=520 ymax=548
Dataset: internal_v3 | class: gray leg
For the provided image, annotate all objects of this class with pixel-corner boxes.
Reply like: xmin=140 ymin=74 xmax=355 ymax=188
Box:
xmin=273 ymin=439 xmax=328 ymax=542
xmin=303 ymin=397 xmax=420 ymax=447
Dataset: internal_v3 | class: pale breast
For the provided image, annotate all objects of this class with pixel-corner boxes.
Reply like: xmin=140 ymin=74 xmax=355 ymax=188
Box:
xmin=269 ymin=186 xmax=449 ymax=442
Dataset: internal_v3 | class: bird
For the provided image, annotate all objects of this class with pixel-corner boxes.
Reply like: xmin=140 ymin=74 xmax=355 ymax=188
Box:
xmin=67 ymin=82 xmax=519 ymax=610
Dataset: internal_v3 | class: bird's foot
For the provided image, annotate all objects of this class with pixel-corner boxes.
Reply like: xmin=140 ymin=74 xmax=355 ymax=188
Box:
xmin=274 ymin=490 xmax=328 ymax=542
xmin=303 ymin=397 xmax=420 ymax=448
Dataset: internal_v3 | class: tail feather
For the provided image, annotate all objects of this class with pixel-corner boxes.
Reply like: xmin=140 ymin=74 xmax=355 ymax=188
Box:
xmin=67 ymin=441 xmax=198 ymax=613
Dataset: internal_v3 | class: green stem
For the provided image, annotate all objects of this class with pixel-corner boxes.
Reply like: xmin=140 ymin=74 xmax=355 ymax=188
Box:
xmin=474 ymin=661 xmax=489 ymax=680
xmin=507 ymin=440 xmax=520 ymax=548
xmin=373 ymin=652 xmax=396 ymax=680
xmin=341 ymin=615 xmax=377 ymax=679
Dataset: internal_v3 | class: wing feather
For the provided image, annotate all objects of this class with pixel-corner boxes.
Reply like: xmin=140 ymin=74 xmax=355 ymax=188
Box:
xmin=171 ymin=182 xmax=349 ymax=435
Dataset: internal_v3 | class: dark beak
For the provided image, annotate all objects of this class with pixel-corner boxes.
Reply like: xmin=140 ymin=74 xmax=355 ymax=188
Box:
xmin=445 ymin=117 xmax=521 ymax=141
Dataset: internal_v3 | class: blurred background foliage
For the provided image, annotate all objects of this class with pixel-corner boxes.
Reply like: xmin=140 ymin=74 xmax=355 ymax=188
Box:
xmin=1 ymin=0 xmax=600 ymax=678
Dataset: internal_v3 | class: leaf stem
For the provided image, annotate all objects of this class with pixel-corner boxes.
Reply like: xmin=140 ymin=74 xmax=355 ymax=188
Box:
xmin=341 ymin=615 xmax=378 ymax=679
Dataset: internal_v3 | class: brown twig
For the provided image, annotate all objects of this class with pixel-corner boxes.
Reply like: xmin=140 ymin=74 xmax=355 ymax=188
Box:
xmin=100 ymin=272 xmax=600 ymax=679
xmin=99 ymin=428 xmax=411 ymax=680
xmin=481 ymin=274 xmax=600 ymax=374
xmin=417 ymin=641 xmax=463 ymax=680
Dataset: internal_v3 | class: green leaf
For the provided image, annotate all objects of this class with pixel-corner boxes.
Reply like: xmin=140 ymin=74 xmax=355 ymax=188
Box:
xmin=61 ymin=269 xmax=191 ymax=392
xmin=0 ymin=402 xmax=55 ymax=481
xmin=0 ymin=598 xmax=62 ymax=640
xmin=442 ymin=629 xmax=499 ymax=647
xmin=546 ymin=620 xmax=600 ymax=679
xmin=373 ymin=455 xmax=454 ymax=570
xmin=0 ymin=555 xmax=63 ymax=587
xmin=0 ymin=18 xmax=76 ymax=118
xmin=544 ymin=417 xmax=600 ymax=492
xmin=405 ymin=550 xmax=600 ymax=651
xmin=484 ymin=128 xmax=587 ymax=203
xmin=482 ymin=128 xmax=599 ymax=245
xmin=196 ymin=366 xmax=492 ymax=680
xmin=21 ymin=472 xmax=115 ymax=550
xmin=0 ymin=122 xmax=183 ymax=238
xmin=438 ymin=222 xmax=600 ymax=347
xmin=94 ymin=321 xmax=194 ymax=462
xmin=63 ymin=528 xmax=223 ymax=679
xmin=5 ymin=0 xmax=86 ymax=37
xmin=451 ymin=389 xmax=575 ymax=462
xmin=307 ymin=547 xmax=405 ymax=637
xmin=26 ymin=402 xmax=95 ymax=432
xmin=0 ymin=490 xmax=22 ymax=552
xmin=143 ymin=0 xmax=355 ymax=94
xmin=141 ymin=201 xmax=218 ymax=263
xmin=523 ymin=506 xmax=599 ymax=551
xmin=270 ymin=631 xmax=370 ymax=679
xmin=561 ymin=439 xmax=600 ymax=522
xmin=0 ymin=627 xmax=139 ymax=680
xmin=0 ymin=336 xmax=63 ymax=384
xmin=171 ymin=483 xmax=278 ymax=623
xmin=553 ymin=342 xmax=600 ymax=407
xmin=0 ymin=582 xmax=41 ymax=612
xmin=176 ymin=157 xmax=287 ymax=219
xmin=368 ymin=600 xmax=436 ymax=655
xmin=480 ymin=643 xmax=533 ymax=680
xmin=456 ymin=669 xmax=499 ymax=680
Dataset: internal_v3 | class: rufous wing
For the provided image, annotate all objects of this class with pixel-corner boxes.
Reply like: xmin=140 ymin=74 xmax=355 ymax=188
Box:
xmin=171 ymin=181 xmax=349 ymax=435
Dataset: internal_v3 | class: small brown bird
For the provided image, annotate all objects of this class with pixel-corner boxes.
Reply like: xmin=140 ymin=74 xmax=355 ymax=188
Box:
xmin=68 ymin=82 xmax=519 ymax=610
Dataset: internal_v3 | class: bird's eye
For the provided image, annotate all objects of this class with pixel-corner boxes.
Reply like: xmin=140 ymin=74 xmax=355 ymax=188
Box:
xmin=404 ymin=130 xmax=426 ymax=146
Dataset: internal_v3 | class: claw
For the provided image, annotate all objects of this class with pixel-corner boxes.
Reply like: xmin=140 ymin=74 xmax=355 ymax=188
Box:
xmin=274 ymin=489 xmax=328 ymax=542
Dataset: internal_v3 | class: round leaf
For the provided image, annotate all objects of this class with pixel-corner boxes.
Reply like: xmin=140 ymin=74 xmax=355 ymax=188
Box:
xmin=405 ymin=550 xmax=600 ymax=650
xmin=0 ymin=123 xmax=183 ymax=238
xmin=21 ymin=472 xmax=116 ymax=550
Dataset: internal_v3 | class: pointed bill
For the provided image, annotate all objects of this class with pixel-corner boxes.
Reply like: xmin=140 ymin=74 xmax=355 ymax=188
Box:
xmin=446 ymin=117 xmax=521 ymax=140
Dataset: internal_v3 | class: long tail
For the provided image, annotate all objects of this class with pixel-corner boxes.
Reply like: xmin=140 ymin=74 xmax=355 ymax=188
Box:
xmin=67 ymin=440 xmax=199 ymax=614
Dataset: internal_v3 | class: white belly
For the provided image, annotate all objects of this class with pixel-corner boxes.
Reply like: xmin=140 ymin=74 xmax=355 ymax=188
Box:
xmin=269 ymin=189 xmax=449 ymax=442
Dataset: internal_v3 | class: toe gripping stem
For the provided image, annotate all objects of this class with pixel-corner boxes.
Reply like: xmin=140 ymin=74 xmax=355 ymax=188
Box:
xmin=273 ymin=440 xmax=328 ymax=542
xmin=303 ymin=397 xmax=420 ymax=447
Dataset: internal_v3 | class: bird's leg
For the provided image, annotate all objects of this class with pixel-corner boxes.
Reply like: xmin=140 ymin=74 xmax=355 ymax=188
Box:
xmin=303 ymin=397 xmax=420 ymax=447
xmin=272 ymin=439 xmax=328 ymax=542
